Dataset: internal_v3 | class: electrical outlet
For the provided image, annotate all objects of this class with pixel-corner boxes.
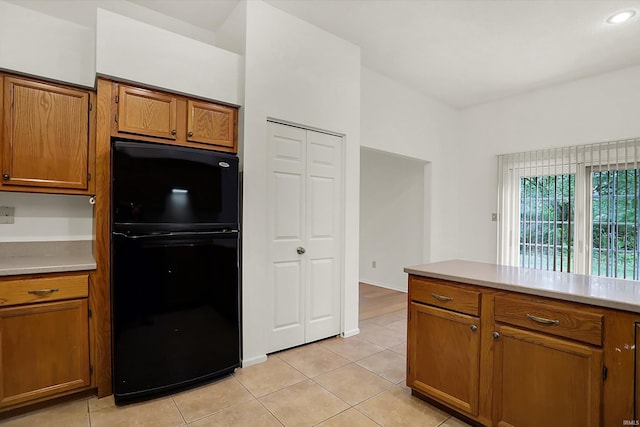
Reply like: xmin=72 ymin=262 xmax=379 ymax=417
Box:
xmin=0 ymin=206 xmax=15 ymax=224
xmin=372 ymin=261 xmax=376 ymax=268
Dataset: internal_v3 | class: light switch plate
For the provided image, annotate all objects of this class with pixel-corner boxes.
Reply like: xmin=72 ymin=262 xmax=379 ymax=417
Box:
xmin=0 ymin=206 xmax=15 ymax=224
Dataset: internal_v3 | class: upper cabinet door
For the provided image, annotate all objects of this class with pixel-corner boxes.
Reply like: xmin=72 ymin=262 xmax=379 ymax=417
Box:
xmin=2 ymin=77 xmax=90 ymax=190
xmin=117 ymin=85 xmax=177 ymax=140
xmin=186 ymin=100 xmax=236 ymax=150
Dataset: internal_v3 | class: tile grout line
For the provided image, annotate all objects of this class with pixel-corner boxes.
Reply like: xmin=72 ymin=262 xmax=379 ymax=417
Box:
xmin=169 ymin=396 xmax=187 ymax=426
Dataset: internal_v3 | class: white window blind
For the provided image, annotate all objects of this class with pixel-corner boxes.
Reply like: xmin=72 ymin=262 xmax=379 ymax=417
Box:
xmin=497 ymin=138 xmax=640 ymax=279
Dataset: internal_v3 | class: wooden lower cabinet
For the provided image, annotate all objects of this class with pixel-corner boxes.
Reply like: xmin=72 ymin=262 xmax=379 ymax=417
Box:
xmin=636 ymin=322 xmax=640 ymax=420
xmin=407 ymin=301 xmax=481 ymax=415
xmin=492 ymin=325 xmax=602 ymax=427
xmin=0 ymin=299 xmax=90 ymax=408
xmin=406 ymin=274 xmax=638 ymax=427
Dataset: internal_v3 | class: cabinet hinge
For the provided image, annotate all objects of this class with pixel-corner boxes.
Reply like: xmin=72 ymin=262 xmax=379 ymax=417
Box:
xmin=89 ymin=102 xmax=93 ymax=111
xmin=407 ymin=365 xmax=411 ymax=375
xmin=115 ymin=113 xmax=118 ymax=123
xmin=88 ymin=308 xmax=93 ymax=318
xmin=90 ymin=365 xmax=94 ymax=375
xmin=602 ymin=365 xmax=607 ymax=381
xmin=408 ymin=311 xmax=411 ymax=320
xmin=115 ymin=95 xmax=119 ymax=103
xmin=88 ymin=172 xmax=91 ymax=181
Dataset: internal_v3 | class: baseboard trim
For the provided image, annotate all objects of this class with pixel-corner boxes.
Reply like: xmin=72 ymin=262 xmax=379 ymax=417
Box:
xmin=341 ymin=328 xmax=360 ymax=338
xmin=359 ymin=280 xmax=407 ymax=293
xmin=240 ymin=354 xmax=267 ymax=368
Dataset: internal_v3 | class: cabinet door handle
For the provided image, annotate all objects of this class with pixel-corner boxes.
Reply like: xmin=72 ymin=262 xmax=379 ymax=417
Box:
xmin=431 ymin=292 xmax=453 ymax=302
xmin=526 ymin=313 xmax=560 ymax=325
xmin=188 ymin=131 xmax=194 ymax=137
xmin=492 ymin=331 xmax=500 ymax=340
xmin=171 ymin=129 xmax=177 ymax=135
xmin=470 ymin=325 xmax=478 ymax=332
xmin=28 ymin=288 xmax=60 ymax=296
xmin=2 ymin=174 xmax=9 ymax=180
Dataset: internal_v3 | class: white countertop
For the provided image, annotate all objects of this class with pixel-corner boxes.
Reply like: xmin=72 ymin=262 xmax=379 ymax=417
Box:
xmin=405 ymin=260 xmax=640 ymax=314
xmin=0 ymin=241 xmax=96 ymax=276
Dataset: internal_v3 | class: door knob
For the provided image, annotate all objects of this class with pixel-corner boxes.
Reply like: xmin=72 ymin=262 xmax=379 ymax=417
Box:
xmin=297 ymin=247 xmax=306 ymax=254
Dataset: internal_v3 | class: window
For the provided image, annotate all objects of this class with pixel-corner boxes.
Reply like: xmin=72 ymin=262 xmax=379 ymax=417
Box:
xmin=591 ymin=168 xmax=640 ymax=279
xmin=520 ymin=174 xmax=574 ymax=272
xmin=497 ymin=139 xmax=640 ymax=280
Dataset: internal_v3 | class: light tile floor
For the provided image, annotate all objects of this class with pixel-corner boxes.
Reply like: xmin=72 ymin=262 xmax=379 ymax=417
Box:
xmin=1 ymin=287 xmax=472 ymax=427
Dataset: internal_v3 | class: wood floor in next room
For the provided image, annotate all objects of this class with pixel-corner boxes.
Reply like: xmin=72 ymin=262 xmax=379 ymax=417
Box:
xmin=1 ymin=283 xmax=471 ymax=427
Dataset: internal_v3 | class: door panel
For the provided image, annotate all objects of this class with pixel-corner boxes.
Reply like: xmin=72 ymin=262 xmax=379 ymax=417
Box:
xmin=267 ymin=122 xmax=342 ymax=351
xmin=186 ymin=100 xmax=235 ymax=149
xmin=0 ymin=299 xmax=90 ymax=406
xmin=3 ymin=77 xmax=90 ymax=190
xmin=117 ymin=85 xmax=177 ymax=140
xmin=274 ymin=172 xmax=303 ymax=240
xmin=407 ymin=302 xmax=480 ymax=416
xmin=273 ymin=261 xmax=303 ymax=330
xmin=308 ymin=258 xmax=334 ymax=322
xmin=493 ymin=325 xmax=602 ymax=427
xmin=305 ymin=130 xmax=342 ymax=342
xmin=268 ymin=124 xmax=307 ymax=352
xmin=309 ymin=176 xmax=335 ymax=237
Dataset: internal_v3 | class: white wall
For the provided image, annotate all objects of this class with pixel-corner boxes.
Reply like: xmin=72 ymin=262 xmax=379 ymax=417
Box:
xmin=0 ymin=193 xmax=93 ymax=242
xmin=96 ymin=9 xmax=241 ymax=105
xmin=0 ymin=0 xmax=95 ymax=87
xmin=3 ymin=0 xmax=217 ymax=46
xmin=360 ymin=148 xmax=425 ymax=291
xmin=240 ymin=0 xmax=361 ymax=365
xmin=360 ymin=67 xmax=459 ymax=263
xmin=457 ymin=64 xmax=640 ymax=263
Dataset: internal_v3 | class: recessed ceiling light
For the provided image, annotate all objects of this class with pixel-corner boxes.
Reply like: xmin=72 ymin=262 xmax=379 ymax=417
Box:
xmin=607 ymin=10 xmax=636 ymax=24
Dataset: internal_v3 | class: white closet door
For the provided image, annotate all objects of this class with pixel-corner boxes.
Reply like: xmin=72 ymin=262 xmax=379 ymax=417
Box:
xmin=267 ymin=123 xmax=307 ymax=352
xmin=305 ymin=130 xmax=342 ymax=342
xmin=267 ymin=122 xmax=343 ymax=353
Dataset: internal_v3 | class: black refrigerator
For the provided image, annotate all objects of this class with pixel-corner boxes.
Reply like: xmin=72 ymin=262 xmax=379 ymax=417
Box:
xmin=111 ymin=140 xmax=240 ymax=404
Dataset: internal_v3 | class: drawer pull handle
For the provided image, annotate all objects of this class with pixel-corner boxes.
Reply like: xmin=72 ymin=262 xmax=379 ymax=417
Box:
xmin=28 ymin=288 xmax=60 ymax=296
xmin=526 ymin=313 xmax=560 ymax=325
xmin=431 ymin=292 xmax=454 ymax=302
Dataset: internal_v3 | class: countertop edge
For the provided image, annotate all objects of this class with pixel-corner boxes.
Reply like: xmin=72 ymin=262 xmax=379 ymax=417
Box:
xmin=0 ymin=262 xmax=97 ymax=277
xmin=405 ymin=262 xmax=640 ymax=314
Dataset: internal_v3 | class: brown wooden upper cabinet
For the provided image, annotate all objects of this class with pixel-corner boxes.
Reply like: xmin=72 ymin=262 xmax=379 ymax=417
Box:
xmin=187 ymin=100 xmax=236 ymax=149
xmin=1 ymin=75 xmax=94 ymax=194
xmin=111 ymin=81 xmax=237 ymax=153
xmin=116 ymin=85 xmax=178 ymax=140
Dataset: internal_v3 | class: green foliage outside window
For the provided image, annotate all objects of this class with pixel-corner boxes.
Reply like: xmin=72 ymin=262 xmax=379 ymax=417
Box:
xmin=520 ymin=169 xmax=640 ymax=279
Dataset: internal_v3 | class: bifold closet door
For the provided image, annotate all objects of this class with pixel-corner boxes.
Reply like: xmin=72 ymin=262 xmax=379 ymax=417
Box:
xmin=267 ymin=122 xmax=342 ymax=353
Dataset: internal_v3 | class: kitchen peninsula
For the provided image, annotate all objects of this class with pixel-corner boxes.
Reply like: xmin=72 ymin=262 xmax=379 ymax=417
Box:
xmin=405 ymin=260 xmax=640 ymax=427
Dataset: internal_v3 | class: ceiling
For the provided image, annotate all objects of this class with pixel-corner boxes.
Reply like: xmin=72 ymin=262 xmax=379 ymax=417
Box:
xmin=10 ymin=0 xmax=640 ymax=108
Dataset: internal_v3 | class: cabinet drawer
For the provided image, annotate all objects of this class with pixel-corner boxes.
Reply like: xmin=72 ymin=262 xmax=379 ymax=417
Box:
xmin=494 ymin=294 xmax=603 ymax=346
xmin=0 ymin=274 xmax=88 ymax=307
xmin=410 ymin=276 xmax=480 ymax=316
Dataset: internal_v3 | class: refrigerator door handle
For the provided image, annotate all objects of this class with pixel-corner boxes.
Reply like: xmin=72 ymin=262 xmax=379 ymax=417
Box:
xmin=113 ymin=230 xmax=238 ymax=240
